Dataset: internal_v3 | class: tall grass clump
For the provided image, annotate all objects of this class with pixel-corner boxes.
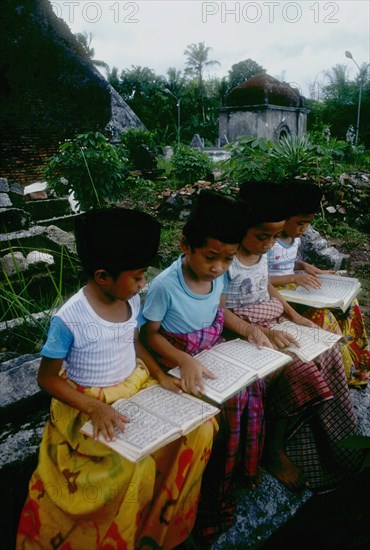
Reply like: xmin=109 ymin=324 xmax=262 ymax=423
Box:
xmin=0 ymin=245 xmax=82 ymax=354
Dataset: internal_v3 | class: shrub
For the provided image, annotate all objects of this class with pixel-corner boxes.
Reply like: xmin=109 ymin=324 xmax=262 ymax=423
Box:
xmin=220 ymin=134 xmax=346 ymax=185
xmin=221 ymin=136 xmax=285 ymax=185
xmin=117 ymin=128 xmax=159 ymax=170
xmin=46 ymin=131 xmax=128 ymax=211
xmin=172 ymin=145 xmax=214 ymax=185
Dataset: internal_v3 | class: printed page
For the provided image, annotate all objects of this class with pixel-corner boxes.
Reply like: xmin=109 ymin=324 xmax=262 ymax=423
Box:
xmin=280 ymin=275 xmax=360 ymax=310
xmin=168 ymin=353 xmax=256 ymax=403
xmin=81 ymin=386 xmax=218 ymax=462
xmin=128 ymin=385 xmax=218 ymax=433
xmin=81 ymin=399 xmax=179 ymax=462
xmin=210 ymin=339 xmax=291 ymax=376
xmin=271 ymin=321 xmax=342 ymax=362
xmin=169 ymin=339 xmax=291 ymax=403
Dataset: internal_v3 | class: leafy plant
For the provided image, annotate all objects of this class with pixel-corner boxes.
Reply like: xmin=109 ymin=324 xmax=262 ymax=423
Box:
xmin=172 ymin=145 xmax=213 ymax=185
xmin=220 ymin=134 xmax=348 ymax=185
xmin=117 ymin=128 xmax=159 ymax=170
xmin=46 ymin=131 xmax=129 ymax=211
xmin=220 ymin=136 xmax=284 ymax=186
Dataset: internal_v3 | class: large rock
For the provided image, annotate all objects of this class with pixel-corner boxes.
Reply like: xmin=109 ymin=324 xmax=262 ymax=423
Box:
xmin=300 ymin=226 xmax=349 ymax=270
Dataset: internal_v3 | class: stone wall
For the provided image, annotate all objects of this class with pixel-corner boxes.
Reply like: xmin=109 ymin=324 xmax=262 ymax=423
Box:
xmin=219 ymin=104 xmax=308 ymax=142
xmin=0 ymin=0 xmax=142 ymax=184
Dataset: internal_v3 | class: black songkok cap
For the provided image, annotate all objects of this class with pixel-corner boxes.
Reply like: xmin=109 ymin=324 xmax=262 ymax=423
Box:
xmin=282 ymin=180 xmax=323 ymax=216
xmin=239 ymin=181 xmax=291 ymax=226
xmin=75 ymin=207 xmax=161 ymax=275
xmin=183 ymin=189 xmax=249 ymax=245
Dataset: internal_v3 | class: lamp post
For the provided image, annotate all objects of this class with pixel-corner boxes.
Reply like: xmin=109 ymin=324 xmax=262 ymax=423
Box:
xmin=164 ymin=88 xmax=181 ymax=146
xmin=345 ymin=50 xmax=363 ymax=146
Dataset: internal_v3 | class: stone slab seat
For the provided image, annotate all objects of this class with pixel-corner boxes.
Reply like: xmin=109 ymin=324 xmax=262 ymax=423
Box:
xmin=1 ymin=351 xmax=369 ymax=550
xmin=0 ymin=353 xmax=51 ymax=549
xmin=36 ymin=212 xmax=79 ymax=232
xmin=0 ymin=224 xmax=77 ymax=256
xmin=24 ymin=197 xmax=72 ymax=222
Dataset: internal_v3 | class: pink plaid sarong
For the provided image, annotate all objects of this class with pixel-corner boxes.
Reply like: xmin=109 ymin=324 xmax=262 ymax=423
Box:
xmin=156 ymin=307 xmax=225 ymax=369
xmin=233 ymin=298 xmax=362 ymax=490
xmin=233 ymin=297 xmax=285 ymax=325
xmin=152 ymin=307 xmax=265 ymax=542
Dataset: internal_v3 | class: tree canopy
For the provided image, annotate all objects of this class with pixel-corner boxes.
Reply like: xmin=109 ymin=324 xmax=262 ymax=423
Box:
xmin=228 ymin=59 xmax=266 ymax=90
xmin=87 ymin=32 xmax=370 ymax=148
xmin=74 ymin=31 xmax=109 ymax=70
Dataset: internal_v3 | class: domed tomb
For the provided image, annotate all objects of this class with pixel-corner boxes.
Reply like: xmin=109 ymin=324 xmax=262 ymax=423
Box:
xmin=226 ymin=73 xmax=305 ymax=108
xmin=219 ymin=73 xmax=308 ymax=142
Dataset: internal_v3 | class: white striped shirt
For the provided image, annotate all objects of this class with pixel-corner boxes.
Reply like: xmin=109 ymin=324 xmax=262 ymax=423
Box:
xmin=268 ymin=238 xmax=300 ymax=276
xmin=225 ymin=255 xmax=270 ymax=308
xmin=41 ymin=288 xmax=139 ymax=387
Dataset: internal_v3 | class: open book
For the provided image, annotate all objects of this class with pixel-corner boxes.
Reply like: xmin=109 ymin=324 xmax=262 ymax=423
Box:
xmin=279 ymin=274 xmax=361 ymax=312
xmin=168 ymin=339 xmax=292 ymax=404
xmin=270 ymin=320 xmax=342 ymax=362
xmin=81 ymin=384 xmax=219 ymax=463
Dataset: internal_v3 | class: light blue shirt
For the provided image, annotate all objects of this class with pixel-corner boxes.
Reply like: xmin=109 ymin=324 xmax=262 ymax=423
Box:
xmin=143 ymin=255 xmax=227 ymax=333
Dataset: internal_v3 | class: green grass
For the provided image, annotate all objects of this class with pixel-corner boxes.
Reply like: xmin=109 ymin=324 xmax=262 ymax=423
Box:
xmin=0 ymin=244 xmax=82 ymax=354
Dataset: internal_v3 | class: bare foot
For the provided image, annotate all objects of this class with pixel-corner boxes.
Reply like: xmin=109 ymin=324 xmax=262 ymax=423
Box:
xmin=264 ymin=450 xmax=309 ymax=491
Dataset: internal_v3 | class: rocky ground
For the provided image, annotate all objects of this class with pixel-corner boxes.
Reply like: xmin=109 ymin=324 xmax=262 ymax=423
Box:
xmin=210 ymin=383 xmax=370 ymax=550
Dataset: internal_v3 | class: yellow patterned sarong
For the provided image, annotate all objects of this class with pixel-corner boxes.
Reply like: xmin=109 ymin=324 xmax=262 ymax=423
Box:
xmin=278 ymin=284 xmax=370 ymax=388
xmin=16 ymin=360 xmax=217 ymax=549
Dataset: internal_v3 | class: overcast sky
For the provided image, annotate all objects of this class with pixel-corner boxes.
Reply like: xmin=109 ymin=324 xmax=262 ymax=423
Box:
xmin=52 ymin=0 xmax=370 ymax=97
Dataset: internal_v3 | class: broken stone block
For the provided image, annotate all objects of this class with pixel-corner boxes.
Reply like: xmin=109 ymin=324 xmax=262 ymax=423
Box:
xmin=26 ymin=251 xmax=54 ymax=268
xmin=0 ymin=178 xmax=9 ymax=193
xmin=0 ymin=251 xmax=28 ymax=276
xmin=0 ymin=193 xmax=12 ymax=208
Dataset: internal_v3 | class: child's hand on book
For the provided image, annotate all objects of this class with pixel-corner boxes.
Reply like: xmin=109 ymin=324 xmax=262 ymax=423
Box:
xmin=268 ymin=328 xmax=300 ymax=350
xmin=180 ymin=355 xmax=217 ymax=396
xmin=86 ymin=401 xmax=129 ymax=442
xmin=157 ymin=371 xmax=183 ymax=394
xmin=301 ymin=263 xmax=335 ymax=278
xmin=245 ymin=325 xmax=274 ymax=349
xmin=293 ymin=272 xmax=322 ymax=290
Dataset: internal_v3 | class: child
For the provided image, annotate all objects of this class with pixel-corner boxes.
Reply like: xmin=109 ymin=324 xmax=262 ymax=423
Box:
xmin=16 ymin=207 xmax=216 ymax=550
xmin=268 ymin=179 xmax=370 ymax=388
xmin=140 ymin=190 xmax=269 ymax=544
xmin=223 ymin=181 xmax=362 ymax=492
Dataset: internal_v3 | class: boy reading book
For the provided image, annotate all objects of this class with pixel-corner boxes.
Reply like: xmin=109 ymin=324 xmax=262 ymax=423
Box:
xmin=141 ymin=190 xmax=270 ymax=544
xmin=224 ymin=181 xmax=361 ymax=493
xmin=268 ymin=179 xmax=370 ymax=388
xmin=17 ymin=207 xmax=216 ymax=550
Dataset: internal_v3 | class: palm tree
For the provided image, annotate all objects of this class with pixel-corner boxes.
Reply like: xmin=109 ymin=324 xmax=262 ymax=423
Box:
xmin=106 ymin=66 xmax=120 ymax=91
xmin=323 ymin=64 xmax=353 ymax=103
xmin=184 ymin=42 xmax=220 ymax=122
xmin=74 ymin=31 xmax=109 ymax=71
xmin=166 ymin=67 xmax=185 ymax=97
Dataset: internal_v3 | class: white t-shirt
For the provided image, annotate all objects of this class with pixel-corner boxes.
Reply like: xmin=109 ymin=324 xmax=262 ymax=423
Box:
xmin=41 ymin=288 xmax=139 ymax=387
xmin=268 ymin=238 xmax=300 ymax=276
xmin=225 ymin=255 xmax=270 ymax=308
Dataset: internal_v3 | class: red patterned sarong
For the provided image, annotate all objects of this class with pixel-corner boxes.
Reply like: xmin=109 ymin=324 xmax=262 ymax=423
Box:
xmin=232 ymin=299 xmax=362 ymax=490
